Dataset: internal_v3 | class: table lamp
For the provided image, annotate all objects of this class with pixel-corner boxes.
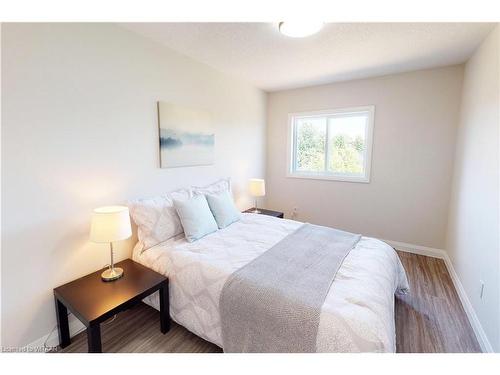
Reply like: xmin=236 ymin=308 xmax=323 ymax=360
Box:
xmin=90 ymin=206 xmax=132 ymax=281
xmin=249 ymin=178 xmax=266 ymax=214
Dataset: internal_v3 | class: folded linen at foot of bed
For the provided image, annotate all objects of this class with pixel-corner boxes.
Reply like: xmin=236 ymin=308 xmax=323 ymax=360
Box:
xmin=219 ymin=223 xmax=361 ymax=353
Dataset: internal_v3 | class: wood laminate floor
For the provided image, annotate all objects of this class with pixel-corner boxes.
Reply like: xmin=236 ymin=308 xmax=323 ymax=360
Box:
xmin=395 ymin=251 xmax=480 ymax=353
xmin=59 ymin=251 xmax=481 ymax=353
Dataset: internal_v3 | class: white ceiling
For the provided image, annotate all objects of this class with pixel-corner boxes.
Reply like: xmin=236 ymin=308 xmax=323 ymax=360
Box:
xmin=121 ymin=23 xmax=495 ymax=92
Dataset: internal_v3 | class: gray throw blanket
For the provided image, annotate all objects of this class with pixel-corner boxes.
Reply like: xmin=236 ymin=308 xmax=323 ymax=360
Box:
xmin=219 ymin=223 xmax=361 ymax=352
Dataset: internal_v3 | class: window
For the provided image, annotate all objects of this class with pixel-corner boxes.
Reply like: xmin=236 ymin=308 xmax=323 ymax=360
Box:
xmin=287 ymin=106 xmax=374 ymax=183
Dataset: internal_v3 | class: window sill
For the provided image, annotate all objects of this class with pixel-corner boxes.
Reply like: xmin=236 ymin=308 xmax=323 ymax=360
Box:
xmin=286 ymin=172 xmax=370 ymax=183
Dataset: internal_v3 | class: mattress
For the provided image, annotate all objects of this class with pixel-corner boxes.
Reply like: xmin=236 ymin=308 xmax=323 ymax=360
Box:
xmin=132 ymin=213 xmax=409 ymax=352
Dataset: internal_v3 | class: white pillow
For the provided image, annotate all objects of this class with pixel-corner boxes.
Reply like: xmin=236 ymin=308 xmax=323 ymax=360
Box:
xmin=192 ymin=178 xmax=231 ymax=196
xmin=128 ymin=188 xmax=191 ymax=251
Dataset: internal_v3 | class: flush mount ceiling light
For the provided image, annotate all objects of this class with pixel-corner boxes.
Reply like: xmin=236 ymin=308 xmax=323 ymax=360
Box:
xmin=278 ymin=21 xmax=323 ymax=38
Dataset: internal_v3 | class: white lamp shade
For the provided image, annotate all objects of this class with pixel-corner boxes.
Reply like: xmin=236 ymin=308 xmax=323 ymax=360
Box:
xmin=89 ymin=206 xmax=132 ymax=243
xmin=249 ymin=178 xmax=266 ymax=197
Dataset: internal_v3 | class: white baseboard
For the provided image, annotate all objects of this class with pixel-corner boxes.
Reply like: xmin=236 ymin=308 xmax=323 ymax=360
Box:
xmin=385 ymin=239 xmax=493 ymax=353
xmin=441 ymin=253 xmax=494 ymax=353
xmin=26 ymin=314 xmax=85 ymax=350
xmin=384 ymin=239 xmax=447 ymax=259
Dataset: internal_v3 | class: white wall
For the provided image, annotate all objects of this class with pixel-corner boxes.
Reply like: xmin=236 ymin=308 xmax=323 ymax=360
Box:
xmin=266 ymin=66 xmax=464 ymax=250
xmin=1 ymin=23 xmax=266 ymax=347
xmin=446 ymin=26 xmax=499 ymax=352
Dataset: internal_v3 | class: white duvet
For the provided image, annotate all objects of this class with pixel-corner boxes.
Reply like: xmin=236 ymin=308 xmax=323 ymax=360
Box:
xmin=132 ymin=213 xmax=409 ymax=352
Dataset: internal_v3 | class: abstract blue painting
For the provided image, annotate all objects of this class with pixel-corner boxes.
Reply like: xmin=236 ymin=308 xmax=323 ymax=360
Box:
xmin=157 ymin=102 xmax=215 ymax=168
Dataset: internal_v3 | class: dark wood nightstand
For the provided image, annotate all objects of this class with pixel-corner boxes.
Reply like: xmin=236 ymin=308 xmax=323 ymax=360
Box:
xmin=243 ymin=208 xmax=284 ymax=218
xmin=53 ymin=259 xmax=169 ymax=353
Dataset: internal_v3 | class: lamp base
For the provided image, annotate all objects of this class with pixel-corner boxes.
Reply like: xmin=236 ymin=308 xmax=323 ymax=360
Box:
xmin=101 ymin=267 xmax=124 ymax=282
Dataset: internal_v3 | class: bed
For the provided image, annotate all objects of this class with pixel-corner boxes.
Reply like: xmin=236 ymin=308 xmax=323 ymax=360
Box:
xmin=132 ymin=212 xmax=409 ymax=352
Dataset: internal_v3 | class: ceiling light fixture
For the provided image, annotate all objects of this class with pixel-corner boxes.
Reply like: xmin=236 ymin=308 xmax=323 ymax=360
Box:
xmin=278 ymin=21 xmax=323 ymax=38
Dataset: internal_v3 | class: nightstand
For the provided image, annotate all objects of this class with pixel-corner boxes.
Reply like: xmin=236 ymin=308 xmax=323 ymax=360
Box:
xmin=53 ymin=259 xmax=169 ymax=353
xmin=243 ymin=208 xmax=284 ymax=218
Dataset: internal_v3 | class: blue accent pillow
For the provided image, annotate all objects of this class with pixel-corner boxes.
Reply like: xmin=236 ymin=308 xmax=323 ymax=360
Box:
xmin=206 ymin=191 xmax=241 ymax=229
xmin=174 ymin=195 xmax=218 ymax=242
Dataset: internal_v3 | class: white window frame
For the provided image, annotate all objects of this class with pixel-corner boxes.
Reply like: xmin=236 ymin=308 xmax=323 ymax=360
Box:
xmin=286 ymin=106 xmax=375 ymax=183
